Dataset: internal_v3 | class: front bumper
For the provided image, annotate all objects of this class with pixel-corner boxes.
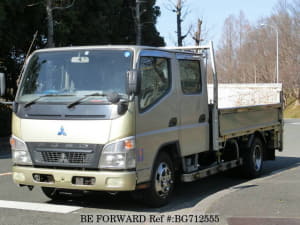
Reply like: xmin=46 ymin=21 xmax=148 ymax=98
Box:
xmin=12 ymin=166 xmax=136 ymax=191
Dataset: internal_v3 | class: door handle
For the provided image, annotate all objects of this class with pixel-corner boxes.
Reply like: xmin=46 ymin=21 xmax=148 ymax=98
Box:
xmin=198 ymin=114 xmax=206 ymax=123
xmin=168 ymin=117 xmax=178 ymax=127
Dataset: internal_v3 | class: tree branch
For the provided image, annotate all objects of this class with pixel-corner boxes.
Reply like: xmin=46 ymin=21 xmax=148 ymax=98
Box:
xmin=27 ymin=1 xmax=43 ymax=7
xmin=181 ymin=24 xmax=192 ymax=40
xmin=52 ymin=0 xmax=76 ymax=11
xmin=165 ymin=0 xmax=177 ymax=12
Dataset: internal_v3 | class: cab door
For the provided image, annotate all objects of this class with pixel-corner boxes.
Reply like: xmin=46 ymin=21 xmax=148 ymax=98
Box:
xmin=135 ymin=50 xmax=179 ymax=183
xmin=176 ymin=54 xmax=209 ymax=156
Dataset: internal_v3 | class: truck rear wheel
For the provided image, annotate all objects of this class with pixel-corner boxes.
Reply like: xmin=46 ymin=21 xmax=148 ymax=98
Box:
xmin=242 ymin=137 xmax=264 ymax=178
xmin=142 ymin=152 xmax=175 ymax=207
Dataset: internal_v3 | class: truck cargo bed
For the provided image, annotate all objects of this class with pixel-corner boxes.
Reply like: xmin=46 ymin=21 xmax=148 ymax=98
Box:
xmin=218 ymin=103 xmax=282 ymax=140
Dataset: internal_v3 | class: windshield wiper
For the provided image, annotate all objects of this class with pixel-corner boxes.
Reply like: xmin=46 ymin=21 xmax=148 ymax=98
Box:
xmin=67 ymin=92 xmax=107 ymax=108
xmin=24 ymin=94 xmax=74 ymax=108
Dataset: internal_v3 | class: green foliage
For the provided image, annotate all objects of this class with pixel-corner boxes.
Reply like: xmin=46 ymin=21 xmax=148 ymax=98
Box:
xmin=0 ymin=0 xmax=46 ymax=99
xmin=54 ymin=0 xmax=164 ymax=46
xmin=140 ymin=0 xmax=164 ymax=46
xmin=0 ymin=0 xmax=164 ymax=100
xmin=0 ymin=104 xmax=12 ymax=136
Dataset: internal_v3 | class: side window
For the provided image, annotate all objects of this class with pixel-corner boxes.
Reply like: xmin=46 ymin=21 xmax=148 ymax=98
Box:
xmin=179 ymin=60 xmax=202 ymax=94
xmin=139 ymin=56 xmax=171 ymax=111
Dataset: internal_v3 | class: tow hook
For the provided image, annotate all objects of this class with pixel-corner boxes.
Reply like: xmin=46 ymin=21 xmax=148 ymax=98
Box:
xmin=27 ymin=185 xmax=34 ymax=191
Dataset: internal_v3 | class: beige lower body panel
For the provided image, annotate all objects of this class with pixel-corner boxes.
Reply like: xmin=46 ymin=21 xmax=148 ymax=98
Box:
xmin=12 ymin=166 xmax=137 ymax=191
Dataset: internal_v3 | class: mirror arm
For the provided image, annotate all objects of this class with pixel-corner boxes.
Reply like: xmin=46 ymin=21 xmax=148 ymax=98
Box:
xmin=129 ymin=94 xmax=135 ymax=102
xmin=126 ymin=69 xmax=140 ymax=97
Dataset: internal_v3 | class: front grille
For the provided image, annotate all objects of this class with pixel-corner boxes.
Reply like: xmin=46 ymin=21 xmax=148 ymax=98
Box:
xmin=27 ymin=143 xmax=102 ymax=168
xmin=38 ymin=151 xmax=93 ymax=164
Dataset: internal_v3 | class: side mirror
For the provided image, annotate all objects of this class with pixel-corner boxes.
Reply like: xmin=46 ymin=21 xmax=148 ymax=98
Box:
xmin=126 ymin=70 xmax=140 ymax=96
xmin=0 ymin=73 xmax=5 ymax=96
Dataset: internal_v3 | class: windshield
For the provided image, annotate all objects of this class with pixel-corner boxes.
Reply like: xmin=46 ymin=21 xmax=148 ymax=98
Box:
xmin=16 ymin=49 xmax=133 ymax=103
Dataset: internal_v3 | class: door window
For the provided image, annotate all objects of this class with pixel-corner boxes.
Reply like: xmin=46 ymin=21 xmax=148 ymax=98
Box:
xmin=139 ymin=57 xmax=171 ymax=111
xmin=179 ymin=60 xmax=202 ymax=94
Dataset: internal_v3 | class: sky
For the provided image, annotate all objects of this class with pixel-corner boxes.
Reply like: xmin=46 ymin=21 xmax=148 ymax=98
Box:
xmin=155 ymin=0 xmax=284 ymax=47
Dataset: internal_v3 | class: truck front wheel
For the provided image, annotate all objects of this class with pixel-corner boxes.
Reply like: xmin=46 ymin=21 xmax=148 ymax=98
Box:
xmin=242 ymin=137 xmax=264 ymax=178
xmin=143 ymin=152 xmax=175 ymax=207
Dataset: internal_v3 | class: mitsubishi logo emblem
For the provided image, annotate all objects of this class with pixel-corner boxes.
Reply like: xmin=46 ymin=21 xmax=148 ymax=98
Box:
xmin=59 ymin=153 xmax=69 ymax=163
xmin=57 ymin=126 xmax=67 ymax=136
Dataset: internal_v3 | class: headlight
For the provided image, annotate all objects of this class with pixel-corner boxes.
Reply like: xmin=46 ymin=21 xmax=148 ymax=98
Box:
xmin=99 ymin=136 xmax=136 ymax=170
xmin=10 ymin=136 xmax=32 ymax=165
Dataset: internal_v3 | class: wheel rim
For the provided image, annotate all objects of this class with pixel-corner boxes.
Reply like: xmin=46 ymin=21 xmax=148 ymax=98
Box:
xmin=253 ymin=144 xmax=262 ymax=171
xmin=154 ymin=162 xmax=173 ymax=198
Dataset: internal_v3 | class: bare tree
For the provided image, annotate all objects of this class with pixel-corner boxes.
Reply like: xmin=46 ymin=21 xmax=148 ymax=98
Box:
xmin=45 ymin=0 xmax=76 ymax=47
xmin=167 ymin=0 xmax=191 ymax=46
xmin=217 ymin=15 xmax=237 ymax=82
xmin=28 ymin=0 xmax=76 ymax=47
xmin=216 ymin=0 xmax=300 ymax=106
xmin=135 ymin=0 xmax=142 ymax=45
xmin=192 ymin=19 xmax=202 ymax=46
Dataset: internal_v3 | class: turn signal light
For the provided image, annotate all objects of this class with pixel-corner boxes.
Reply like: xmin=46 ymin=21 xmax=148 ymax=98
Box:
xmin=10 ymin=137 xmax=16 ymax=148
xmin=124 ymin=139 xmax=134 ymax=150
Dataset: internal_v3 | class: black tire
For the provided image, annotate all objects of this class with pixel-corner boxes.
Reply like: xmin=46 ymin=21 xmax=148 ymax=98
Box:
xmin=242 ymin=137 xmax=264 ymax=178
xmin=141 ymin=152 xmax=175 ymax=207
xmin=41 ymin=187 xmax=68 ymax=201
